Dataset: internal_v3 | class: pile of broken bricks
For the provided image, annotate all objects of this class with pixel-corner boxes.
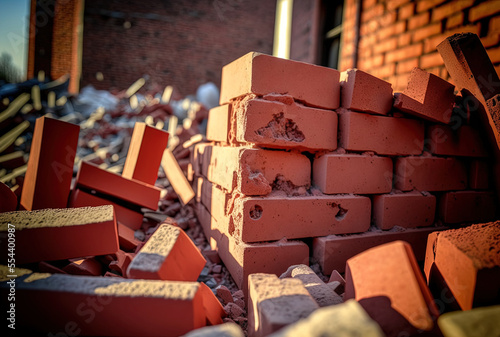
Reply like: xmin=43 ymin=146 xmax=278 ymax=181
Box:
xmin=0 ymin=32 xmax=498 ymax=337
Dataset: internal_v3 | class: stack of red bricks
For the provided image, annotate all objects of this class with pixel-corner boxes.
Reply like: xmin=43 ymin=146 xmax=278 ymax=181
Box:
xmin=0 ymin=117 xmax=225 ymax=335
xmin=193 ymin=51 xmax=497 ymax=294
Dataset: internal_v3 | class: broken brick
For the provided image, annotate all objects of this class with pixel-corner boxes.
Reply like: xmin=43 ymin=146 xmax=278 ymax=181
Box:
xmin=122 ymin=122 xmax=169 ymax=185
xmin=394 ymin=67 xmax=455 ymax=124
xmin=328 ymin=270 xmax=345 ymax=295
xmin=127 ymin=223 xmax=206 ymax=281
xmin=0 ymin=205 xmax=118 ymax=264
xmin=63 ymin=257 xmax=102 ymax=276
xmin=248 ymin=273 xmax=319 ymax=337
xmin=340 ymin=68 xmax=393 ymax=115
xmin=438 ymin=190 xmax=496 ymax=223
xmin=313 ymin=153 xmax=393 ymax=194
xmin=220 ymin=52 xmax=340 ymax=110
xmin=217 ymin=285 xmax=234 ymax=305
xmin=109 ymin=249 xmax=134 ymax=275
xmin=20 ymin=116 xmax=79 ymax=210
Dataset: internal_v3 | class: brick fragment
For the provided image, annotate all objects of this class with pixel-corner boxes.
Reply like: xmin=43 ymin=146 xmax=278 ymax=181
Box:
xmin=280 ymin=264 xmax=342 ymax=307
xmin=122 ymin=122 xmax=169 ymax=185
xmin=0 ymin=206 xmax=118 ymax=264
xmin=0 ymin=181 xmax=17 ymax=212
xmin=339 ymin=109 xmax=424 ymax=155
xmin=0 ymin=273 xmax=224 ymax=335
xmin=438 ymin=305 xmax=500 ymax=337
xmin=63 ymin=257 xmax=102 ymax=276
xmin=248 ymin=273 xmax=319 ymax=337
xmin=75 ymin=161 xmax=161 ymax=210
xmin=313 ymin=226 xmax=446 ymax=275
xmin=469 ymin=160 xmax=489 ymax=189
xmin=345 ymin=241 xmax=439 ymax=336
xmin=69 ymin=188 xmax=144 ymax=230
xmin=206 ymin=104 xmax=230 ymax=143
xmin=161 ymin=149 xmax=195 ymax=205
xmin=220 ymin=52 xmax=340 ymax=110
xmin=394 ymin=68 xmax=455 ymax=124
xmin=269 ymin=300 xmax=384 ymax=337
xmin=373 ymin=191 xmax=436 ymax=230
xmin=328 ymin=270 xmax=345 ymax=295
xmin=127 ymin=223 xmax=206 ymax=281
xmin=205 ymin=145 xmax=310 ymax=196
xmin=424 ymin=222 xmax=500 ymax=310
xmin=395 ymin=156 xmax=467 ymax=191
xmin=217 ymin=285 xmax=234 ymax=304
xmin=313 ymin=153 xmax=392 ymax=194
xmin=20 ymin=116 xmax=79 ymax=210
xmin=117 ymin=222 xmax=141 ymax=250
xmin=109 ymin=250 xmax=134 ymax=275
xmin=340 ymin=69 xmax=393 ymax=115
xmin=427 ymin=125 xmax=488 ymax=157
xmin=438 ymin=191 xmax=496 ymax=224
xmin=235 ymin=97 xmax=337 ymax=151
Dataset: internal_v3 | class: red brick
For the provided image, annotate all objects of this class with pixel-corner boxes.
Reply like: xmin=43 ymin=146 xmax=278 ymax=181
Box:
xmin=0 ymin=181 xmax=17 ymax=212
xmin=424 ymin=222 xmax=500 ymax=310
xmin=397 ymin=57 xmax=419 ymax=74
xmin=76 ymin=161 xmax=161 ymax=210
xmin=205 ymin=145 xmax=310 ymax=196
xmin=206 ymin=104 xmax=230 ymax=143
xmin=20 ymin=116 xmax=79 ymax=210
xmin=387 ymin=0 xmax=410 ymax=11
xmin=376 ymin=21 xmax=406 ymax=40
xmin=469 ymin=160 xmax=490 ymax=189
xmin=420 ymin=52 xmax=443 ymax=69
xmin=339 ymin=109 xmax=425 ymax=155
xmin=399 ymin=2 xmax=414 ymax=20
xmin=280 ymin=264 xmax=342 ymax=307
xmin=108 ymin=249 xmax=134 ymax=275
xmin=481 ymin=34 xmax=500 ymax=48
xmin=427 ymin=125 xmax=489 ymax=157
xmin=127 ymin=223 xmax=206 ymax=281
xmin=446 ymin=12 xmax=464 ymax=29
xmin=234 ymin=96 xmax=338 ymax=151
xmin=195 ymin=202 xmax=309 ymax=293
xmin=328 ymin=270 xmax=345 ymax=294
xmin=361 ymin=3 xmax=384 ymax=23
xmin=313 ymin=226 xmax=447 ymax=275
xmin=413 ymin=23 xmax=442 ymax=42
xmin=248 ymin=273 xmax=319 ymax=337
xmin=122 ymin=122 xmax=169 ymax=185
xmin=63 ymin=257 xmax=102 ymax=276
xmin=432 ymin=0 xmax=474 ymax=22
xmin=117 ymin=222 xmax=141 ymax=251
xmin=490 ymin=16 xmax=500 ymax=32
xmin=0 ymin=206 xmax=118 ymax=264
xmin=313 ymin=153 xmax=393 ymax=194
xmin=358 ymin=53 xmax=384 ymax=70
xmin=161 ymin=149 xmax=195 ymax=205
xmin=386 ymin=43 xmax=423 ymax=63
xmin=426 ymin=25 xmax=481 ymax=53
xmin=394 ymin=68 xmax=455 ymax=124
xmin=69 ymin=188 xmax=144 ymax=230
xmin=438 ymin=191 xmax=496 ymax=224
xmin=220 ymin=52 xmax=340 ymax=110
xmin=486 ymin=46 xmax=500 ymax=63
xmin=395 ymin=156 xmax=467 ymax=191
xmin=408 ymin=12 xmax=429 ymax=30
xmin=469 ymin=1 xmax=500 ymax=22
xmin=2 ymin=273 xmax=224 ymax=335
xmin=340 ymin=69 xmax=393 ymax=115
xmin=373 ymin=191 xmax=436 ymax=230
xmin=344 ymin=241 xmax=439 ymax=335
xmin=416 ymin=0 xmax=446 ymax=13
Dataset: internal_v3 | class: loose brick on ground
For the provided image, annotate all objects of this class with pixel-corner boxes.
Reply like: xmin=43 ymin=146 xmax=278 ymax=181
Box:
xmin=69 ymin=188 xmax=144 ymax=230
xmin=161 ymin=149 xmax=195 ymax=205
xmin=328 ymin=270 xmax=345 ymax=295
xmin=338 ymin=109 xmax=425 ymax=155
xmin=20 ymin=116 xmax=79 ymax=210
xmin=394 ymin=156 xmax=467 ymax=191
xmin=345 ymin=241 xmax=439 ymax=336
xmin=280 ymin=264 xmax=342 ymax=307
xmin=438 ymin=305 xmax=500 ymax=337
xmin=0 ymin=205 xmax=118 ymax=264
xmin=313 ymin=225 xmax=447 ymax=275
xmin=373 ymin=191 xmax=436 ymax=230
xmin=268 ymin=300 xmax=384 ymax=337
xmin=313 ymin=153 xmax=393 ymax=194
xmin=427 ymin=124 xmax=488 ymax=157
xmin=127 ymin=223 xmax=206 ymax=281
xmin=393 ymin=67 xmax=455 ymax=124
xmin=438 ymin=191 xmax=496 ymax=224
xmin=63 ymin=257 xmax=102 ymax=276
xmin=340 ymin=69 xmax=393 ymax=115
xmin=75 ymin=161 xmax=161 ymax=210
xmin=424 ymin=222 xmax=500 ymax=311
xmin=248 ymin=273 xmax=319 ymax=337
xmin=234 ymin=97 xmax=337 ymax=151
xmin=0 ymin=273 xmax=224 ymax=336
xmin=206 ymin=104 xmax=230 ymax=143
xmin=117 ymin=222 xmax=141 ymax=251
xmin=220 ymin=52 xmax=340 ymax=110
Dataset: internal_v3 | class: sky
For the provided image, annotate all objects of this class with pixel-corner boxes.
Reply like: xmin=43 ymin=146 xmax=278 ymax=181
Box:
xmin=0 ymin=0 xmax=31 ymax=78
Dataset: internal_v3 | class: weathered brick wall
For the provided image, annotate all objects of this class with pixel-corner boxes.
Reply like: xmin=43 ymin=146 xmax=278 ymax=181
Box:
xmin=292 ymin=0 xmax=500 ymax=92
xmin=81 ymin=0 xmax=276 ymax=95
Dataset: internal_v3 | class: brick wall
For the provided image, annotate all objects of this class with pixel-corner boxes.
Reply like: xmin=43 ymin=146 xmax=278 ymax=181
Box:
xmin=81 ymin=0 xmax=276 ymax=95
xmin=292 ymin=0 xmax=500 ymax=92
